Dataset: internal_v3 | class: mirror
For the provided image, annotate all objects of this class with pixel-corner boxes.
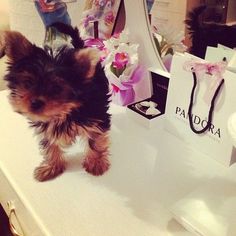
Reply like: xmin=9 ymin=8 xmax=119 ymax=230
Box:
xmin=146 ymin=0 xmax=236 ymax=71
xmin=78 ymin=0 xmax=125 ymax=40
xmin=3 ymin=0 xmax=164 ymax=105
xmin=6 ymin=0 xmax=125 ymax=45
xmin=4 ymin=0 xmax=166 ymax=71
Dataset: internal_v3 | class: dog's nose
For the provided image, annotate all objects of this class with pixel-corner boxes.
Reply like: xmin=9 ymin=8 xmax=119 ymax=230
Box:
xmin=31 ymin=99 xmax=45 ymax=111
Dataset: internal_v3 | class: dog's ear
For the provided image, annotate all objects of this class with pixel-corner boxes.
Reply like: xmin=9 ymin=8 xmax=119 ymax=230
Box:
xmin=0 ymin=31 xmax=34 ymax=63
xmin=74 ymin=48 xmax=100 ymax=79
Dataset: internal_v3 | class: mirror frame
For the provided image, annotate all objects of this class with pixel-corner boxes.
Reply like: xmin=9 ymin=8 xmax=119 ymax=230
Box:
xmin=142 ymin=0 xmax=167 ymax=71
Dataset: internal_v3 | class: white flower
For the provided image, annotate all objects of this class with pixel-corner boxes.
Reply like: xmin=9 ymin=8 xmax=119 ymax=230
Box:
xmin=103 ymin=28 xmax=130 ymax=50
xmin=153 ymin=23 xmax=187 ymax=53
xmin=104 ymin=43 xmax=139 ymax=66
xmin=104 ymin=43 xmax=139 ymax=82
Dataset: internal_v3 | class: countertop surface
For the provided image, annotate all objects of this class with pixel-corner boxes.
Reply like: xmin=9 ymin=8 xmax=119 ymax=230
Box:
xmin=0 ymin=90 xmax=229 ymax=236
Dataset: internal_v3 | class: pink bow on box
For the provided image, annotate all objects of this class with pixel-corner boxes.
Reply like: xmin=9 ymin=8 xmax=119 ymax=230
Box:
xmin=109 ymin=65 xmax=144 ymax=106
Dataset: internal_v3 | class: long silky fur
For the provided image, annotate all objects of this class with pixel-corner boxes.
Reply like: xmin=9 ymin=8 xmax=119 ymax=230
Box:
xmin=3 ymin=23 xmax=111 ymax=180
xmin=185 ymin=5 xmax=236 ymax=58
xmin=50 ymin=22 xmax=85 ymax=49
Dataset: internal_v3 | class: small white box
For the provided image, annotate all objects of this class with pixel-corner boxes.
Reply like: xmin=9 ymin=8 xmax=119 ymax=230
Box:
xmin=126 ymin=99 xmax=165 ymax=129
xmin=126 ymin=69 xmax=169 ymax=129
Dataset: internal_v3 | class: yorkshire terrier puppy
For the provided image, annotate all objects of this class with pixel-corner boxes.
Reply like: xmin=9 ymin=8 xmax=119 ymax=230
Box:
xmin=0 ymin=23 xmax=111 ymax=181
xmin=185 ymin=5 xmax=236 ymax=58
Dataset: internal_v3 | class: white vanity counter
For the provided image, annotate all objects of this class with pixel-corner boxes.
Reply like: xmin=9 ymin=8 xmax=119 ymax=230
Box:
xmin=0 ymin=90 xmax=228 ymax=236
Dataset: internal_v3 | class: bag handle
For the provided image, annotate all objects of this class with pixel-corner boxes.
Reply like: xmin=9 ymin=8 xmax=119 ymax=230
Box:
xmin=188 ymin=71 xmax=224 ymax=134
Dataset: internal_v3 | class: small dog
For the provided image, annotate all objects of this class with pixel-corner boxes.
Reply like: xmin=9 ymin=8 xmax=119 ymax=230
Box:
xmin=185 ymin=5 xmax=236 ymax=58
xmin=0 ymin=23 xmax=111 ymax=181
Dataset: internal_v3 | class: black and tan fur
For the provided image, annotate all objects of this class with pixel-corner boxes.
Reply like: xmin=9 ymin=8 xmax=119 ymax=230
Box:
xmin=0 ymin=23 xmax=111 ymax=181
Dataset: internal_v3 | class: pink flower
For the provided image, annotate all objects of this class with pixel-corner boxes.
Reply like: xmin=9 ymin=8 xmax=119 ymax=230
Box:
xmin=104 ymin=11 xmax=115 ymax=25
xmin=83 ymin=14 xmax=95 ymax=28
xmin=112 ymin=32 xmax=121 ymax=39
xmin=94 ymin=0 xmax=107 ymax=7
xmin=111 ymin=84 xmax=120 ymax=93
xmin=112 ymin=52 xmax=129 ymax=69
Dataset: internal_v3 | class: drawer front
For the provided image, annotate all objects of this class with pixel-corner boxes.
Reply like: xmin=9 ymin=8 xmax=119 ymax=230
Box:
xmin=151 ymin=0 xmax=187 ymax=14
xmin=0 ymin=169 xmax=46 ymax=236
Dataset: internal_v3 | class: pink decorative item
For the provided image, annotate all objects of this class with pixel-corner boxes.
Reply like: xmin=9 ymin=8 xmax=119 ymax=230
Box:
xmin=112 ymin=52 xmax=129 ymax=69
xmin=183 ymin=60 xmax=227 ymax=78
xmin=103 ymin=30 xmax=144 ymax=106
xmin=109 ymin=65 xmax=144 ymax=106
xmin=84 ymin=29 xmax=144 ymax=106
xmin=84 ymin=38 xmax=104 ymax=50
xmin=183 ymin=59 xmax=227 ymax=105
xmin=79 ymin=0 xmax=121 ymax=40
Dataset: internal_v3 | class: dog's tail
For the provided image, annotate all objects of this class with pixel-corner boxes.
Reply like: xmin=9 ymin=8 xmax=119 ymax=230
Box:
xmin=185 ymin=5 xmax=206 ymax=35
xmin=50 ymin=22 xmax=84 ymax=49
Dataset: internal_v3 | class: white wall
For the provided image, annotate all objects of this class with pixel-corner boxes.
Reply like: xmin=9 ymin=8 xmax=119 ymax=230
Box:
xmin=0 ymin=0 xmax=10 ymax=90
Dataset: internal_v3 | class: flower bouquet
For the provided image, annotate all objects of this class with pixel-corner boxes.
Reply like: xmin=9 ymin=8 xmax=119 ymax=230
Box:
xmin=102 ymin=30 xmax=144 ymax=106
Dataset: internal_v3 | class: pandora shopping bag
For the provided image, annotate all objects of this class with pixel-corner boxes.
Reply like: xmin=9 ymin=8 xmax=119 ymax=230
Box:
xmin=165 ymin=54 xmax=236 ymax=166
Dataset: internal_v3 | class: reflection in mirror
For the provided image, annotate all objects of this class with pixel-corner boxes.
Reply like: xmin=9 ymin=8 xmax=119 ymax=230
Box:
xmin=146 ymin=0 xmax=187 ymax=71
xmin=185 ymin=1 xmax=236 ymax=59
xmin=79 ymin=0 xmax=125 ymax=40
xmin=146 ymin=0 xmax=236 ymax=70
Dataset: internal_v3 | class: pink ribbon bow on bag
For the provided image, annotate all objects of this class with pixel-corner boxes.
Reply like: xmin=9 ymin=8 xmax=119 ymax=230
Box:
xmin=183 ymin=60 xmax=227 ymax=105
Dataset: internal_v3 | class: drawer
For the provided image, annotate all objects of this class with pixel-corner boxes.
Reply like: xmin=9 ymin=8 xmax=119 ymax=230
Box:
xmin=0 ymin=169 xmax=46 ymax=236
xmin=150 ymin=0 xmax=187 ymax=14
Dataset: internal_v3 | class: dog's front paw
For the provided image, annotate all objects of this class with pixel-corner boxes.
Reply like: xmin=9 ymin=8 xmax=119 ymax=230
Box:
xmin=83 ymin=156 xmax=110 ymax=176
xmin=34 ymin=162 xmax=66 ymax=181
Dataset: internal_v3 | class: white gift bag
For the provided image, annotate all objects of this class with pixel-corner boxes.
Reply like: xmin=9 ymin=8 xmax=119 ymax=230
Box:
xmin=165 ymin=54 xmax=236 ymax=166
xmin=205 ymin=45 xmax=236 ymax=73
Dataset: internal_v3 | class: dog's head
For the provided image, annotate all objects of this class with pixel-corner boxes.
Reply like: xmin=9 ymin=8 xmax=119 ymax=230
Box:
xmin=0 ymin=31 xmax=100 ymax=122
xmin=185 ymin=5 xmax=236 ymax=58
